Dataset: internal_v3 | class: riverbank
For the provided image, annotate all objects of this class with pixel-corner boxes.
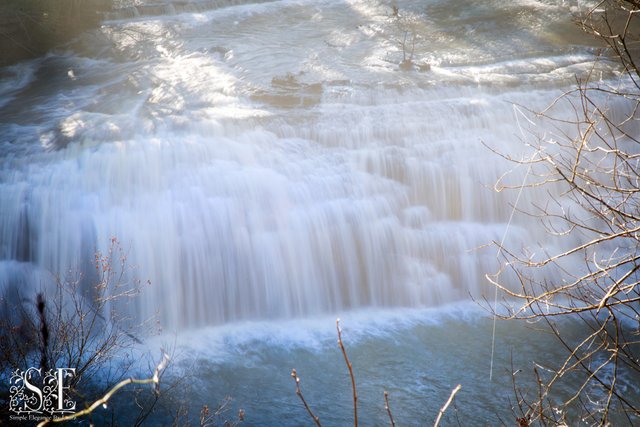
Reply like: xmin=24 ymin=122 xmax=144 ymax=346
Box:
xmin=0 ymin=0 xmax=112 ymax=66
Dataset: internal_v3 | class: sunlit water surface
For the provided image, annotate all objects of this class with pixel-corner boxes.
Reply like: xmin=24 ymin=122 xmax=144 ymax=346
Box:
xmin=1 ymin=0 xmax=638 ymax=424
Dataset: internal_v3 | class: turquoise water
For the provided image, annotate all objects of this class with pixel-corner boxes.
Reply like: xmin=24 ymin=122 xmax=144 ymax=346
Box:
xmin=1 ymin=0 xmax=637 ymax=424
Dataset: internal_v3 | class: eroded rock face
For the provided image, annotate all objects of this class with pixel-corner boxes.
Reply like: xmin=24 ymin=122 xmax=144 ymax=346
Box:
xmin=0 ymin=0 xmax=112 ymax=66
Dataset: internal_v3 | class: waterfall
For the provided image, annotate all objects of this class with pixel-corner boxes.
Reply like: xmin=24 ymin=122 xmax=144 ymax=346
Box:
xmin=0 ymin=0 xmax=613 ymax=329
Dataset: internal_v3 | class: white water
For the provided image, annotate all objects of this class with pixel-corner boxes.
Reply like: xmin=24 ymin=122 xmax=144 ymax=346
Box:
xmin=1 ymin=0 xmax=614 ymax=330
xmin=3 ymin=0 xmax=640 ymax=424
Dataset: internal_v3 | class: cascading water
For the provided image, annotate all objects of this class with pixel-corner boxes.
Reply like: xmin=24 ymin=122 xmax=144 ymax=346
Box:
xmin=2 ymin=1 xmax=638 ymax=424
xmin=0 ymin=0 xmax=604 ymax=330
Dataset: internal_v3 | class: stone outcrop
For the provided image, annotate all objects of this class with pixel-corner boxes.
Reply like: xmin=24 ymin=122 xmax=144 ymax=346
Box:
xmin=0 ymin=0 xmax=112 ymax=66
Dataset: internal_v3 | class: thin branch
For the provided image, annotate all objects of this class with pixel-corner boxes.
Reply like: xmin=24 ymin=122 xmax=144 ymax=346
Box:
xmin=337 ymin=318 xmax=358 ymax=427
xmin=37 ymin=351 xmax=170 ymax=426
xmin=384 ymin=391 xmax=396 ymax=427
xmin=290 ymin=369 xmax=321 ymax=427
xmin=434 ymin=384 xmax=461 ymax=427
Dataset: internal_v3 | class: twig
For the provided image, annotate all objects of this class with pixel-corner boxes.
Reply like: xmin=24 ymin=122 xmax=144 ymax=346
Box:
xmin=384 ymin=391 xmax=396 ymax=427
xmin=434 ymin=384 xmax=461 ymax=427
xmin=291 ymin=369 xmax=321 ymax=427
xmin=337 ymin=318 xmax=358 ymax=427
xmin=37 ymin=351 xmax=170 ymax=426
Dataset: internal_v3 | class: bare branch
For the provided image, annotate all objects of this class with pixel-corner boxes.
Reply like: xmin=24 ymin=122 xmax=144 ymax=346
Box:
xmin=434 ymin=384 xmax=461 ymax=427
xmin=337 ymin=318 xmax=358 ymax=427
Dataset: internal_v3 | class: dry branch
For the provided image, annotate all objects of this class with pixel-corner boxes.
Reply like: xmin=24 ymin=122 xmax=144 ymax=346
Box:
xmin=291 ymin=369 xmax=321 ymax=427
xmin=384 ymin=391 xmax=396 ymax=427
xmin=37 ymin=351 xmax=170 ymax=426
xmin=434 ymin=384 xmax=461 ymax=427
xmin=337 ymin=318 xmax=358 ymax=427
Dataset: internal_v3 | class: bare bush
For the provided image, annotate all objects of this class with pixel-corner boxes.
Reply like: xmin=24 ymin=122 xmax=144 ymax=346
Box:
xmin=0 ymin=238 xmax=247 ymax=426
xmin=489 ymin=1 xmax=640 ymax=425
xmin=0 ymin=238 xmax=154 ymax=423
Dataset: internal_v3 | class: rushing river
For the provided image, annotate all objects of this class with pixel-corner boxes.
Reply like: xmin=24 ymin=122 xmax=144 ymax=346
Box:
xmin=0 ymin=0 xmax=637 ymax=425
